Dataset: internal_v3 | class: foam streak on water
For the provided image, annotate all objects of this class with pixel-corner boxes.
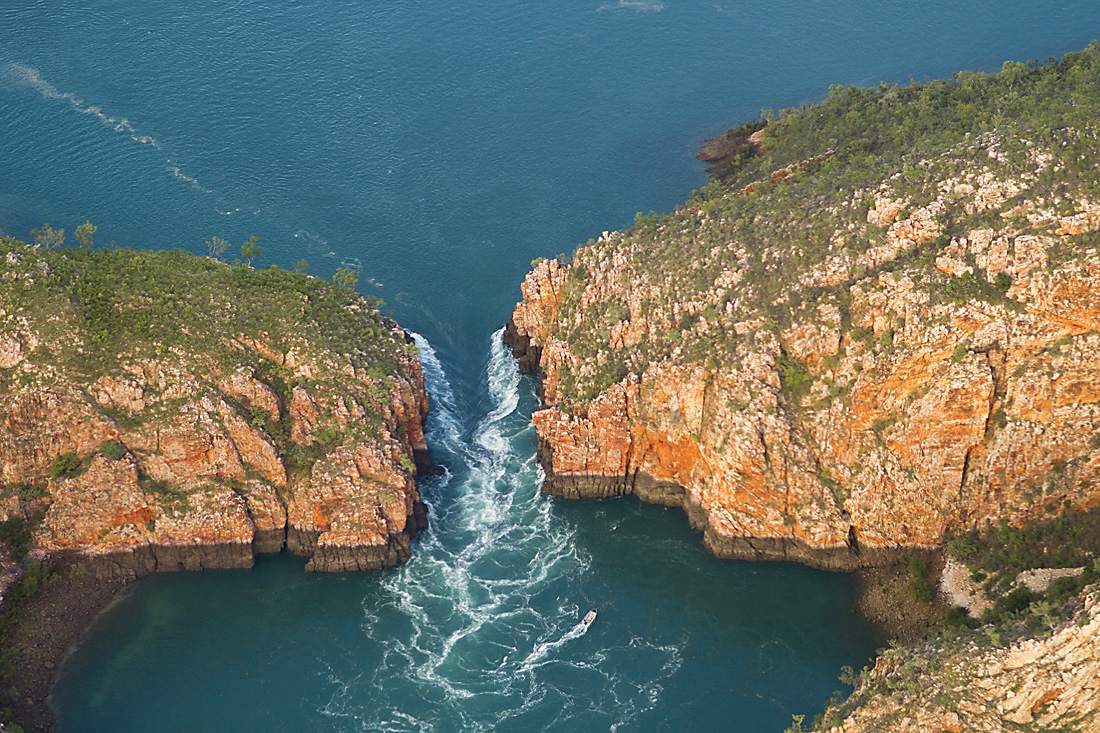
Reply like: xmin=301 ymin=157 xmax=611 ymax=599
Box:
xmin=1 ymin=62 xmax=220 ymax=195
xmin=316 ymin=330 xmax=680 ymax=732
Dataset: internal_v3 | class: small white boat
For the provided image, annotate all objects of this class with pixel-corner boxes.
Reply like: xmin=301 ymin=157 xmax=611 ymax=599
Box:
xmin=581 ymin=609 xmax=597 ymax=627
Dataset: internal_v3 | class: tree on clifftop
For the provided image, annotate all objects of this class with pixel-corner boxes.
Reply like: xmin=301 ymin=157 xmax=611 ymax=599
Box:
xmin=206 ymin=236 xmax=230 ymax=260
xmin=240 ymin=236 xmax=262 ymax=267
xmin=30 ymin=223 xmax=64 ymax=250
xmin=74 ymin=220 xmax=97 ymax=248
xmin=333 ymin=267 xmax=359 ymax=291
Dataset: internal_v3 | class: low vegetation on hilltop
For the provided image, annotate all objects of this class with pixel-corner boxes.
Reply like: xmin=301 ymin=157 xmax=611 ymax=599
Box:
xmin=0 ymin=235 xmax=405 ymax=388
xmin=0 ymin=233 xmax=428 ymax=570
xmin=548 ymin=43 xmax=1100 ymax=406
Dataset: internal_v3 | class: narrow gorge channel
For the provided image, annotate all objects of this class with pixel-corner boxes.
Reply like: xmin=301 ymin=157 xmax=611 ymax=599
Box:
xmin=50 ymin=332 xmax=880 ymax=731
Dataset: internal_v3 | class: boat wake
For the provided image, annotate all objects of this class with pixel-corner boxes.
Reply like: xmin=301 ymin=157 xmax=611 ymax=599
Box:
xmin=2 ymin=62 xmax=220 ymax=195
xmin=520 ymin=612 xmax=596 ymax=669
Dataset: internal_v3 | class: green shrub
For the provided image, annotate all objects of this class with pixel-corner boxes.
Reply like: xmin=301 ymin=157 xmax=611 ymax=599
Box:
xmin=993 ymin=272 xmax=1012 ymax=292
xmin=1047 ymin=574 xmax=1087 ymax=603
xmin=0 ymin=509 xmax=46 ymax=561
xmin=981 ymin=586 xmax=1037 ymax=624
xmin=776 ymin=353 xmax=811 ymax=399
xmin=11 ymin=484 xmax=47 ymax=502
xmin=100 ymin=441 xmax=127 ymax=461
xmin=849 ymin=327 xmax=874 ymax=344
xmin=49 ymin=452 xmax=82 ymax=479
xmin=945 ymin=606 xmax=979 ymax=628
xmin=0 ymin=516 xmax=32 ymax=561
xmin=907 ymin=576 xmax=935 ymax=603
xmin=905 ymin=554 xmax=930 ymax=578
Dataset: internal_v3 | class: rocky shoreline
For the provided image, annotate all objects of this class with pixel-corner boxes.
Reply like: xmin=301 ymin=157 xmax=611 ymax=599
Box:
xmin=0 ymin=242 xmax=443 ymax=730
xmin=6 ymin=556 xmax=137 ymax=733
xmin=3 ymin=463 xmax=435 ymax=733
xmin=507 ymin=321 xmax=919 ymax=575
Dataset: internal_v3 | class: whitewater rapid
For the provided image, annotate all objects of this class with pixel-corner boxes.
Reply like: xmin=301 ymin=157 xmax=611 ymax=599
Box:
xmin=317 ymin=329 xmax=681 ymax=732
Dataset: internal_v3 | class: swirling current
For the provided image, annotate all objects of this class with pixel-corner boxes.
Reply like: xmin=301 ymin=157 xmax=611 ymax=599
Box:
xmin=4 ymin=0 xmax=1098 ymax=729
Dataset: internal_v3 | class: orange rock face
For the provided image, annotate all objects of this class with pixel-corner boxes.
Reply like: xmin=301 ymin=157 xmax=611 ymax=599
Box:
xmin=507 ymin=155 xmax=1100 ymax=570
xmin=0 ymin=298 xmax=431 ymax=575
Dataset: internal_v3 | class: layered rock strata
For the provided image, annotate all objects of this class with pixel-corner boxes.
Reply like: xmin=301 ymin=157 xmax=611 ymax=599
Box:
xmin=0 ymin=244 xmax=432 ymax=575
xmin=507 ymin=61 xmax=1100 ymax=570
xmin=508 ymin=194 xmax=1100 ymax=570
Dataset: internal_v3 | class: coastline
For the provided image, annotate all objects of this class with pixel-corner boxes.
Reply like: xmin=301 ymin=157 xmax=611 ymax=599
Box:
xmin=507 ymin=321 xmax=946 ymax=642
xmin=6 ymin=555 xmax=137 ymax=733
xmin=3 ymin=498 xmax=432 ymax=731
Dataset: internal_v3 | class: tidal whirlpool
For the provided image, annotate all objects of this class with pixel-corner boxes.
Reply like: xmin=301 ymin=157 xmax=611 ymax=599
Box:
xmin=328 ymin=332 xmax=682 ymax=731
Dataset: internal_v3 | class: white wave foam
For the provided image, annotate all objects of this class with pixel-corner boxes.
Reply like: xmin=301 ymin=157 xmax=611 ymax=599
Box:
xmin=3 ymin=62 xmax=221 ymax=196
xmin=317 ymin=330 xmax=680 ymax=731
xmin=4 ymin=63 xmax=159 ymax=144
xmin=521 ymin=613 xmax=595 ymax=668
xmin=598 ymin=0 xmax=664 ymax=11
xmin=168 ymin=165 xmax=212 ymax=193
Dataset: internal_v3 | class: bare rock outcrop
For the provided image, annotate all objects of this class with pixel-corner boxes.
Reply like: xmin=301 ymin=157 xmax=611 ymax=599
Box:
xmin=507 ymin=140 xmax=1100 ymax=572
xmin=822 ymin=584 xmax=1100 ymax=732
xmin=0 ymin=245 xmax=433 ymax=576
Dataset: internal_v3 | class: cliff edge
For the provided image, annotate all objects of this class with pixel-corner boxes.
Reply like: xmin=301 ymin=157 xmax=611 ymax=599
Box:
xmin=820 ymin=582 xmax=1100 ymax=732
xmin=507 ymin=44 xmax=1100 ymax=571
xmin=0 ymin=240 xmax=433 ymax=577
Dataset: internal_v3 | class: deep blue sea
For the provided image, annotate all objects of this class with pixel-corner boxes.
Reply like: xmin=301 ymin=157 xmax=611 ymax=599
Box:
xmin=1 ymin=2 xmax=1097 ymax=730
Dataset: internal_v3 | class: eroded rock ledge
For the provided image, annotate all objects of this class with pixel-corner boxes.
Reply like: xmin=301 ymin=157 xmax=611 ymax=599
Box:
xmin=0 ymin=243 xmax=435 ymax=576
xmin=506 ymin=62 xmax=1100 ymax=572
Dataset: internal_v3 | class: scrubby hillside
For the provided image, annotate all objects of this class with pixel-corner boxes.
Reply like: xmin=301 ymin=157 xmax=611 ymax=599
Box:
xmin=507 ymin=43 xmax=1100 ymax=568
xmin=0 ymin=238 xmax=432 ymax=575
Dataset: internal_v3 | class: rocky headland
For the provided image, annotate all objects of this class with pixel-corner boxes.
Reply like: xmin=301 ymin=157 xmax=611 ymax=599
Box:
xmin=507 ymin=49 xmax=1100 ymax=572
xmin=0 ymin=242 xmax=433 ymax=577
xmin=820 ymin=583 xmax=1100 ymax=732
xmin=0 ymin=240 xmax=434 ymax=730
xmin=508 ymin=44 xmax=1100 ymax=730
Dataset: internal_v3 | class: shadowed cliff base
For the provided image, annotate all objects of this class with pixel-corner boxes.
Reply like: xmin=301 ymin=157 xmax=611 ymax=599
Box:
xmin=3 ymin=491 xmax=428 ymax=732
xmin=534 ymin=429 xmax=917 ymax=574
xmin=532 ymin=424 xmax=946 ymax=646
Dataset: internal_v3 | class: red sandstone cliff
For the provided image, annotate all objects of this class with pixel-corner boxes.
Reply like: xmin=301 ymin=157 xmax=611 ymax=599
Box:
xmin=507 ymin=146 xmax=1100 ymax=570
xmin=0 ymin=245 xmax=433 ymax=575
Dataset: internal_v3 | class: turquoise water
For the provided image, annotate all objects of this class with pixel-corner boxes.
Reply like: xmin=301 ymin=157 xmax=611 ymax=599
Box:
xmin=2 ymin=1 xmax=1096 ymax=730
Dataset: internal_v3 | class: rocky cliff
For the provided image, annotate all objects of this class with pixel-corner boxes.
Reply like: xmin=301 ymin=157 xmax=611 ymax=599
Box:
xmin=506 ymin=45 xmax=1100 ymax=570
xmin=0 ymin=241 xmax=432 ymax=575
xmin=820 ymin=583 xmax=1100 ymax=732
